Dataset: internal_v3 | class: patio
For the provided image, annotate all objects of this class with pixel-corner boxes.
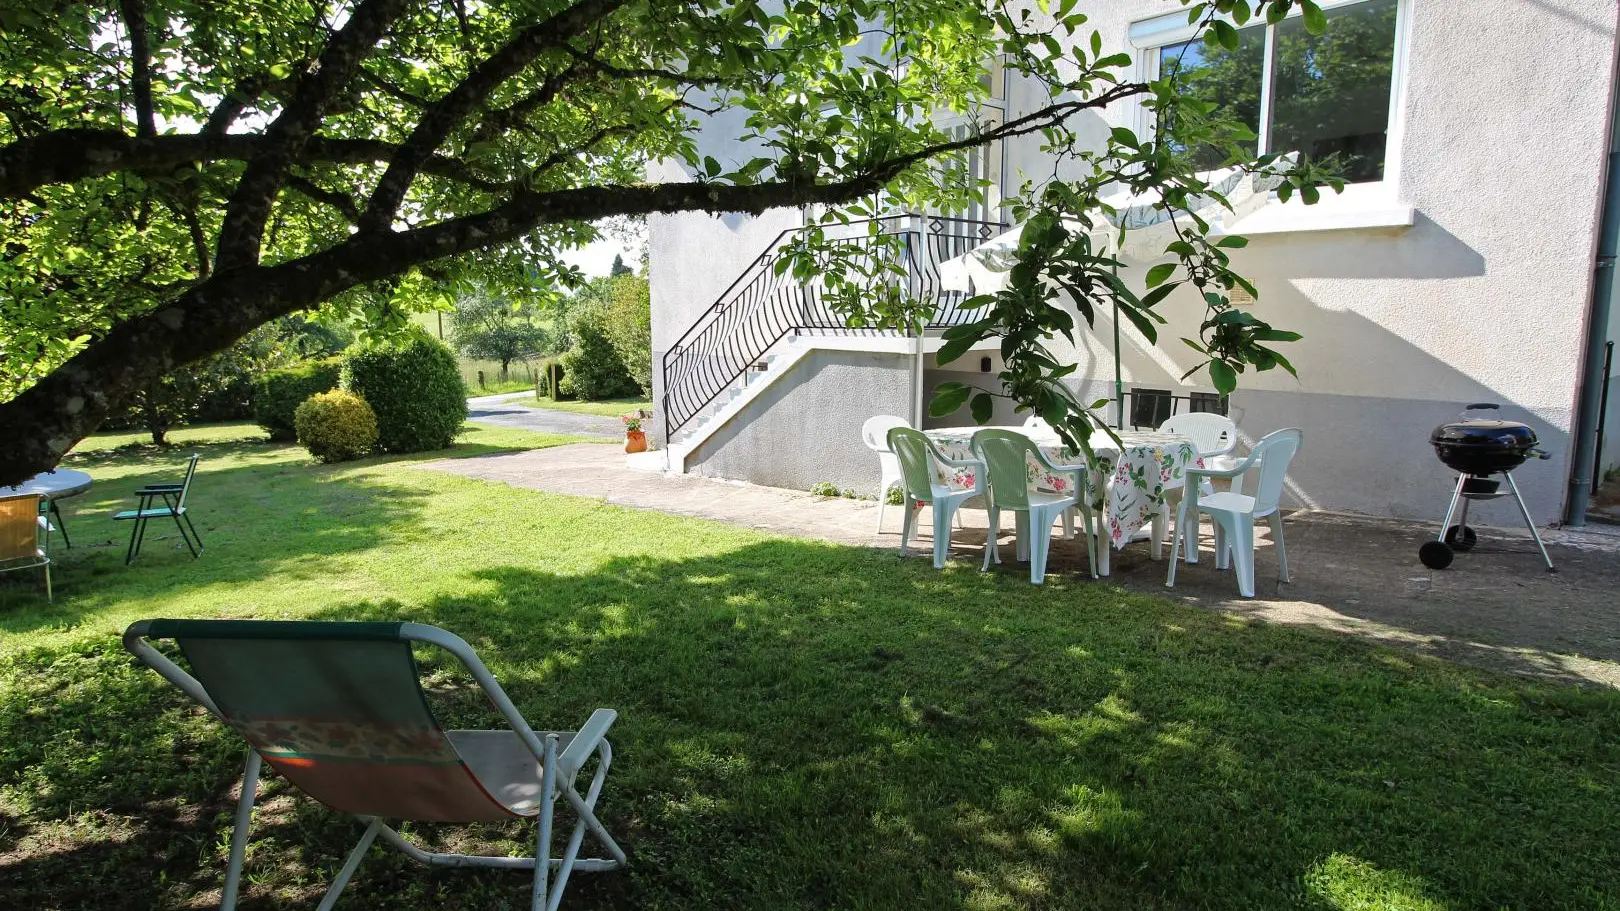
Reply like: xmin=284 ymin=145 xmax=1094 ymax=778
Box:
xmin=425 ymin=442 xmax=1620 ymax=688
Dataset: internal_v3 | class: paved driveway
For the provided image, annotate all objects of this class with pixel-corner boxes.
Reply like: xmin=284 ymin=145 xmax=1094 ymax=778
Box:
xmin=466 ymin=392 xmax=619 ymax=437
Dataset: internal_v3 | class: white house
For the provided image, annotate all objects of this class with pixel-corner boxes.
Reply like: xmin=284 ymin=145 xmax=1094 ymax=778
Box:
xmin=647 ymin=0 xmax=1620 ymax=526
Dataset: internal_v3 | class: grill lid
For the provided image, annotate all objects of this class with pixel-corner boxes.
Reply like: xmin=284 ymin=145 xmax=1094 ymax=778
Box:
xmin=1429 ymin=419 xmax=1537 ymax=451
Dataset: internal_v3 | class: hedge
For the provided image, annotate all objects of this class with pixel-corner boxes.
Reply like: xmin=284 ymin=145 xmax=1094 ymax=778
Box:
xmin=254 ymin=358 xmax=343 ymax=441
xmin=343 ymin=328 xmax=468 ymax=453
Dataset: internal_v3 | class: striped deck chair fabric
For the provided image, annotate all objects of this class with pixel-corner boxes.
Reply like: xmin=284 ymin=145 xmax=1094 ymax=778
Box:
xmin=124 ymin=619 xmax=625 ymax=911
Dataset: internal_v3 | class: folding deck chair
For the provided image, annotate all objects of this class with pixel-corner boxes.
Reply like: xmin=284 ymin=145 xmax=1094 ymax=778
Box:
xmin=123 ymin=619 xmax=626 ymax=910
xmin=114 ymin=453 xmax=203 ymax=563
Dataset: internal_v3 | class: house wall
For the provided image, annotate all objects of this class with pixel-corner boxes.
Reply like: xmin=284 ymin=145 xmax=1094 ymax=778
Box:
xmin=649 ymin=0 xmax=1620 ymax=524
xmin=686 ymin=350 xmax=915 ymax=493
xmin=984 ymin=0 xmax=1619 ymax=523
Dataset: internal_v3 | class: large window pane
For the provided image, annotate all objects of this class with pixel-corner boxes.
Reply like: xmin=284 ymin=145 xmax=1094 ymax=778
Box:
xmin=1269 ymin=0 xmax=1399 ymax=183
xmin=1160 ymin=26 xmax=1266 ymax=169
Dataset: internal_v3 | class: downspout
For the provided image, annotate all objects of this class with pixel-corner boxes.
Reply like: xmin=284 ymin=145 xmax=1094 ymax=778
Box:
xmin=1568 ymin=67 xmax=1620 ymax=525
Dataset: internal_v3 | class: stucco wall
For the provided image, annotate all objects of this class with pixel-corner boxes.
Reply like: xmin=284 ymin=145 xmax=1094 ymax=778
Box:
xmin=987 ymin=0 xmax=1619 ymax=523
xmin=650 ymin=0 xmax=1620 ymax=523
xmin=686 ymin=350 xmax=914 ymax=493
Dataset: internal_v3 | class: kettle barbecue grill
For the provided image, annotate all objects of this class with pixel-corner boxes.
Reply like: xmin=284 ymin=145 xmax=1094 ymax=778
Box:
xmin=1418 ymin=403 xmax=1555 ymax=571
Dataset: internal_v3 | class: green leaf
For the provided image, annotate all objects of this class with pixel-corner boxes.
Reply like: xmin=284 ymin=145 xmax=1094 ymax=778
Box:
xmin=970 ymin=392 xmax=994 ymax=424
xmin=1215 ymin=235 xmax=1249 ymax=249
xmin=1145 ymin=262 xmax=1177 ymax=288
xmin=1212 ymin=20 xmax=1239 ymax=51
xmin=930 ymin=382 xmax=972 ymax=417
xmin=703 ymin=156 xmax=722 ymax=178
xmin=1209 ymin=359 xmax=1238 ymax=394
xmin=1301 ymin=0 xmax=1328 ymax=34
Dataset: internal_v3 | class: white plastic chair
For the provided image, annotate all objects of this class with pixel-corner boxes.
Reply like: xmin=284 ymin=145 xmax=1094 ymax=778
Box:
xmin=1165 ymin=428 xmax=1303 ymax=598
xmin=861 ymin=415 xmax=911 ymax=532
xmin=972 ymin=429 xmax=1096 ymax=584
xmin=1158 ymin=412 xmax=1240 ymax=472
xmin=888 ymin=427 xmax=985 ymax=569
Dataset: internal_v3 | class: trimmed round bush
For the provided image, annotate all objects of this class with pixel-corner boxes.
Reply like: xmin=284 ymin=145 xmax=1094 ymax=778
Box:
xmin=294 ymin=391 xmax=378 ymax=463
xmin=254 ymin=357 xmax=342 ymax=441
xmin=343 ymin=328 xmax=468 ymax=453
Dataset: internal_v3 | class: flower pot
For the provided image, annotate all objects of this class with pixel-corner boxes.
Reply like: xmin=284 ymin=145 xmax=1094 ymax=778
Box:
xmin=625 ymin=430 xmax=647 ymax=454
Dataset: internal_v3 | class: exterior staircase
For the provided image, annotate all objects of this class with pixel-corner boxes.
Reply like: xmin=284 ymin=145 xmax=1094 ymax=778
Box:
xmin=655 ymin=214 xmax=1002 ymax=473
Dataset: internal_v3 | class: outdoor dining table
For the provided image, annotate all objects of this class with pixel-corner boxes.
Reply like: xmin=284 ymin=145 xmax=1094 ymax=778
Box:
xmin=1 ymin=468 xmax=93 ymax=547
xmin=923 ymin=426 xmax=1203 ymax=576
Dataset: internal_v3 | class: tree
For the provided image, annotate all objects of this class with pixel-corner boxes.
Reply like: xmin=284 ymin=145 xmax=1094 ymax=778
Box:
xmin=609 ymin=253 xmax=632 ymax=276
xmin=558 ymin=303 xmax=635 ymax=400
xmin=0 ymin=0 xmax=1337 ymax=484
xmin=450 ymin=289 xmax=550 ymax=381
xmin=602 ymin=273 xmax=652 ymax=396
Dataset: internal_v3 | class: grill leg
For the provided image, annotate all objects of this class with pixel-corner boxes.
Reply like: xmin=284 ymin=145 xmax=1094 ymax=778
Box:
xmin=1455 ymin=493 xmax=1472 ymax=534
xmin=1437 ymin=474 xmax=1468 ymax=542
xmin=1503 ymin=473 xmax=1556 ymax=572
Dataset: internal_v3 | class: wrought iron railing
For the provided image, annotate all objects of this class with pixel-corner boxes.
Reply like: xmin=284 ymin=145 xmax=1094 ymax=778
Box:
xmin=660 ymin=214 xmax=1003 ymax=444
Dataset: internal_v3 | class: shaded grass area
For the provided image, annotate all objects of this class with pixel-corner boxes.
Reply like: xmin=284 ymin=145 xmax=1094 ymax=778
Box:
xmin=1 ymin=438 xmax=1617 ymax=910
xmin=71 ymin=421 xmax=269 ymax=453
xmin=520 ymin=395 xmax=651 ymax=418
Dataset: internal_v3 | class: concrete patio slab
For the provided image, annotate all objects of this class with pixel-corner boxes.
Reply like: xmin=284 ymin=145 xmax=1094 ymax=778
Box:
xmin=420 ymin=443 xmax=1620 ymax=688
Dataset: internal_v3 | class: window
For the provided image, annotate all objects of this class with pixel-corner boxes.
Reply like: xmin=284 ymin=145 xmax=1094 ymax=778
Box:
xmin=1156 ymin=0 xmax=1400 ymax=184
xmin=1129 ymin=388 xmax=1174 ymax=429
xmin=1188 ymin=392 xmax=1229 ymax=416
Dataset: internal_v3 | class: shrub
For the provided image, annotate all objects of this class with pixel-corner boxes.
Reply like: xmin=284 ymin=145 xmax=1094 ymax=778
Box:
xmin=254 ymin=357 xmax=342 ymax=441
xmin=294 ymin=391 xmax=378 ymax=463
xmin=343 ymin=328 xmax=468 ymax=453
xmin=602 ymin=274 xmax=651 ymax=396
xmin=558 ymin=306 xmax=635 ymax=400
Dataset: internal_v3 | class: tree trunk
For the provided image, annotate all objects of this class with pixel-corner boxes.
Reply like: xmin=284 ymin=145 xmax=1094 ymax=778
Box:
xmin=500 ymin=359 xmax=510 ymax=383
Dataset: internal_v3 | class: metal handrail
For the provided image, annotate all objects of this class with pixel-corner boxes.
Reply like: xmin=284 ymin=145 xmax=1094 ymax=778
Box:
xmin=660 ymin=214 xmax=1002 ymax=445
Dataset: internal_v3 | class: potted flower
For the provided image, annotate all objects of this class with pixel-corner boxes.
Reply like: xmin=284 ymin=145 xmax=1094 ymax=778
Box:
xmin=622 ymin=411 xmax=648 ymax=454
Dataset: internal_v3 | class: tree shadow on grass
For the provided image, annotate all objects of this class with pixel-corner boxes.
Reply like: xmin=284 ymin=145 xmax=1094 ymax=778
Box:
xmin=3 ymin=539 xmax=1617 ymax=909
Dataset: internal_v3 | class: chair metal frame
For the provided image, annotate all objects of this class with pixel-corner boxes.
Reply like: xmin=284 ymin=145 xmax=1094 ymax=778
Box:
xmin=115 ymin=453 xmax=203 ymax=563
xmin=123 ymin=620 xmax=627 ymax=911
xmin=0 ymin=493 xmax=52 ymax=600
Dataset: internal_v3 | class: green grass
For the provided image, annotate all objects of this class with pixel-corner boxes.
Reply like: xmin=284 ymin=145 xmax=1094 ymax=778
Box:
xmin=469 ymin=378 xmax=536 ymax=396
xmin=1 ymin=436 xmax=1617 ymax=910
xmin=521 ymin=394 xmax=651 ymax=417
xmin=71 ymin=421 xmax=269 ymax=453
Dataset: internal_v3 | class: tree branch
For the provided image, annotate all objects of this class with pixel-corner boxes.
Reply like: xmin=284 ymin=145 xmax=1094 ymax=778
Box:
xmin=0 ymin=130 xmax=506 ymax=198
xmin=118 ymin=0 xmax=156 ymax=138
xmin=204 ymin=73 xmax=273 ymax=135
xmin=286 ymin=173 xmax=361 ymax=222
xmin=214 ymin=0 xmax=410 ymax=272
xmin=358 ymin=0 xmax=629 ymax=232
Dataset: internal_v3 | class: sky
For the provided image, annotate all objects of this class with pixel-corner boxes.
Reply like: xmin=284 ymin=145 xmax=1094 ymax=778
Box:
xmin=560 ymin=234 xmax=646 ymax=277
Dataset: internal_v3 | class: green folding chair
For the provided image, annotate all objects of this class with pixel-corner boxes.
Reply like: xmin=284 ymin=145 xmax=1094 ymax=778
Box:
xmin=971 ymin=429 xmax=1097 ymax=584
xmin=114 ymin=453 xmax=202 ymax=563
xmin=123 ymin=619 xmax=626 ymax=911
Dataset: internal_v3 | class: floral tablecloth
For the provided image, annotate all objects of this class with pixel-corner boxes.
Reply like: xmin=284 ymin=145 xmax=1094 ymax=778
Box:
xmin=924 ymin=428 xmax=1203 ymax=549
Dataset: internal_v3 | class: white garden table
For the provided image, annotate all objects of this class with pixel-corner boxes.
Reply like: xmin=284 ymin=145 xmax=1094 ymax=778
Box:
xmin=1 ymin=468 xmax=93 ymax=547
xmin=923 ymin=427 xmax=1203 ymax=576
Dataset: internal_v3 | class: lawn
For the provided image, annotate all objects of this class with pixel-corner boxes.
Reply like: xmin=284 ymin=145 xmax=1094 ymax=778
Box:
xmin=1 ymin=433 xmax=1617 ymax=910
xmin=521 ymin=394 xmax=652 ymax=418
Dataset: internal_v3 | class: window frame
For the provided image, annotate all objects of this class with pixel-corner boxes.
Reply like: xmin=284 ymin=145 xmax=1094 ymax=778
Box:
xmin=1129 ymin=0 xmax=1411 ymax=197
